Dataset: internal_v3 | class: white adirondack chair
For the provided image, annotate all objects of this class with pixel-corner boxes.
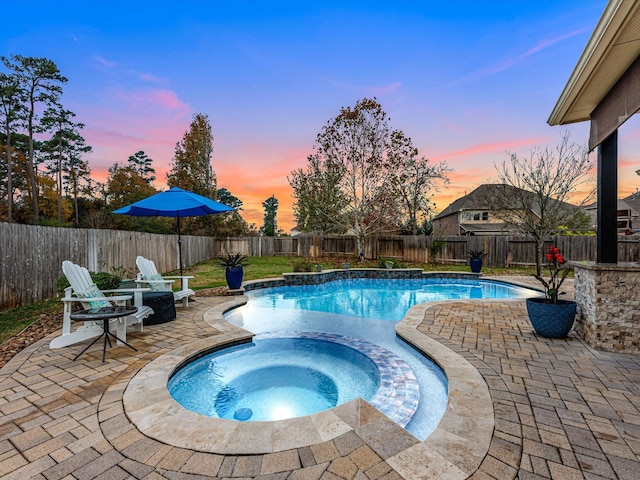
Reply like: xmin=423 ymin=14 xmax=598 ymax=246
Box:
xmin=49 ymin=261 xmax=153 ymax=350
xmin=136 ymin=256 xmax=195 ymax=307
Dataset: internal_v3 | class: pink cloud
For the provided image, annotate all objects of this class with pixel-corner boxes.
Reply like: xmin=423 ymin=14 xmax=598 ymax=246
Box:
xmin=430 ymin=136 xmax=547 ymax=162
xmin=112 ymin=88 xmax=190 ymax=113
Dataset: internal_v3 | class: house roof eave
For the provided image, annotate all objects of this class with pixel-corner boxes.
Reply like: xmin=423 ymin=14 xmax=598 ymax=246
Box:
xmin=548 ymin=0 xmax=640 ymax=126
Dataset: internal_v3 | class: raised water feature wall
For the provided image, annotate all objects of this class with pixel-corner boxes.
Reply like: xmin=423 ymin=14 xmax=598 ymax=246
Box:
xmin=242 ymin=268 xmax=481 ymax=291
xmin=572 ymin=262 xmax=640 ymax=353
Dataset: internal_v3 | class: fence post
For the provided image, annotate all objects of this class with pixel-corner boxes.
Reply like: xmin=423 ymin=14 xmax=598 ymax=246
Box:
xmin=87 ymin=229 xmax=98 ymax=271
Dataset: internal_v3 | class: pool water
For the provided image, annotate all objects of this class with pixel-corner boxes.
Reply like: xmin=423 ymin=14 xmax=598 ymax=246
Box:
xmin=169 ymin=336 xmax=380 ymax=421
xmin=248 ymin=278 xmax=533 ymax=321
xmin=175 ymin=277 xmax=533 ymax=439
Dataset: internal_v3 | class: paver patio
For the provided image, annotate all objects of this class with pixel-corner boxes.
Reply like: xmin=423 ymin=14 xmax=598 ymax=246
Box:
xmin=1 ymin=280 xmax=639 ymax=479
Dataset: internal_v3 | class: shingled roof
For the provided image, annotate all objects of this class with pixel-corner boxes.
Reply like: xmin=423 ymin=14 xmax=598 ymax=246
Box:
xmin=433 ymin=184 xmax=535 ymax=220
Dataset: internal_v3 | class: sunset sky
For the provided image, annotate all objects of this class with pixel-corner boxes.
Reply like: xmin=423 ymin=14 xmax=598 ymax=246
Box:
xmin=4 ymin=0 xmax=640 ymax=232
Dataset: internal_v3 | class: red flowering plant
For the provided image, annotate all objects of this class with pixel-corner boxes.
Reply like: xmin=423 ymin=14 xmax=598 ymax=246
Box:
xmin=534 ymin=246 xmax=571 ymax=304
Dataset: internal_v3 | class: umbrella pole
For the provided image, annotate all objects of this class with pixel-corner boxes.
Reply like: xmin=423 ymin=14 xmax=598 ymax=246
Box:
xmin=177 ymin=215 xmax=183 ymax=276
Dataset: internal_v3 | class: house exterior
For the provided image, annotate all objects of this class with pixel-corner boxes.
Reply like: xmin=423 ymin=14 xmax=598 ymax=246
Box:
xmin=623 ymin=191 xmax=640 ymax=234
xmin=432 ymin=184 xmax=518 ymax=236
xmin=431 ymin=184 xmax=581 ymax=236
xmin=584 ymin=195 xmax=640 ymax=235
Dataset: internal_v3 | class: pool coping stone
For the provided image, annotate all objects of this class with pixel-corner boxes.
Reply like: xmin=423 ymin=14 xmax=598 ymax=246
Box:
xmin=123 ymin=287 xmax=498 ymax=477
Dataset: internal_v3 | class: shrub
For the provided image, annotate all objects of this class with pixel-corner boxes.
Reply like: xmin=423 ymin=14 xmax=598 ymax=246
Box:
xmin=56 ymin=271 xmax=122 ymax=295
xmin=216 ymin=253 xmax=249 ymax=269
xmin=292 ymin=259 xmax=314 ymax=272
xmin=377 ymin=258 xmax=406 ymax=269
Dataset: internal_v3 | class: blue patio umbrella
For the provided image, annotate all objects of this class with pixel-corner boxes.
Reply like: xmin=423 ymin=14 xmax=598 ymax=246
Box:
xmin=112 ymin=187 xmax=233 ymax=275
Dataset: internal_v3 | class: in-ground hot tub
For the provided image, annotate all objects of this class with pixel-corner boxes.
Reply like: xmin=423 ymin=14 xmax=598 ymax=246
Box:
xmin=168 ymin=332 xmax=425 ymax=427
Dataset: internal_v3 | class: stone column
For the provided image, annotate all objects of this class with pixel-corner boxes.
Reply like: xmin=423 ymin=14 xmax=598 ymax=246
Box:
xmin=572 ymin=261 xmax=640 ymax=353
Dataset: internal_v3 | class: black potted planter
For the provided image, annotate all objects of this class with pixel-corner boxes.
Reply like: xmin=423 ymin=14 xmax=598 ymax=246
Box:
xmin=525 ymin=297 xmax=576 ymax=338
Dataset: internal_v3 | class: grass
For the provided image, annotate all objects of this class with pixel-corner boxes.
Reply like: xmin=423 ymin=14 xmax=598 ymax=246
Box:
xmin=186 ymin=256 xmax=297 ymax=290
xmin=1 ymin=256 xmax=540 ymax=345
xmin=0 ymin=298 xmax=61 ymax=344
xmin=184 ymin=255 xmax=539 ymax=290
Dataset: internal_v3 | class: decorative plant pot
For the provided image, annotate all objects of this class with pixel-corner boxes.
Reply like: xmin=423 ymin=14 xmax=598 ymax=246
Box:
xmin=343 ymin=262 xmax=350 ymax=270
xmin=469 ymin=258 xmax=483 ymax=273
xmin=385 ymin=261 xmax=394 ymax=269
xmin=225 ymin=266 xmax=244 ymax=290
xmin=525 ymin=298 xmax=576 ymax=338
xmin=315 ymin=265 xmax=322 ymax=272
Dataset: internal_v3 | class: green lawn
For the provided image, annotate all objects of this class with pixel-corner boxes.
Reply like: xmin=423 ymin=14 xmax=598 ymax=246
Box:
xmin=0 ymin=298 xmax=61 ymax=344
xmin=1 ymin=256 xmax=539 ymax=345
xmin=184 ymin=255 xmax=538 ymax=289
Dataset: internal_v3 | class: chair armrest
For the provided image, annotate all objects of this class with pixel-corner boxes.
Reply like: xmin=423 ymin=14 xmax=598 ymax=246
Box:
xmin=162 ymin=275 xmax=193 ymax=291
xmin=103 ymin=287 xmax=152 ymax=293
xmin=62 ymin=294 xmax=132 ymax=303
xmin=103 ymin=288 xmax=149 ymax=307
xmin=134 ymin=279 xmax=174 ymax=285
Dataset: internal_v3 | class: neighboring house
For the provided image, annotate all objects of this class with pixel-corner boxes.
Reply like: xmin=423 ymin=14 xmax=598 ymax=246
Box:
xmin=432 ymin=184 xmax=579 ymax=236
xmin=623 ymin=191 xmax=640 ymax=234
xmin=584 ymin=196 xmax=640 ymax=235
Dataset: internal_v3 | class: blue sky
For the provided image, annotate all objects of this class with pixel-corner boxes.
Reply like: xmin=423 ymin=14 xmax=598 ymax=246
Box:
xmin=4 ymin=0 xmax=638 ymax=230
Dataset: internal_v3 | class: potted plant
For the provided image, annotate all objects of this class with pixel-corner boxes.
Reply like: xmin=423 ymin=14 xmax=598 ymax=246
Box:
xmin=467 ymin=249 xmax=486 ymax=273
xmin=217 ymin=253 xmax=249 ymax=290
xmin=525 ymin=245 xmax=576 ymax=338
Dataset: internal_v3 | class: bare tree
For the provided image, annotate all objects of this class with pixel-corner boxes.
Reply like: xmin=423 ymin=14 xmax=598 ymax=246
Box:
xmin=491 ymin=132 xmax=594 ymax=275
xmin=291 ymin=98 xmax=400 ymax=254
xmin=386 ymin=130 xmax=452 ymax=235
xmin=290 ymin=98 xmax=451 ymax=250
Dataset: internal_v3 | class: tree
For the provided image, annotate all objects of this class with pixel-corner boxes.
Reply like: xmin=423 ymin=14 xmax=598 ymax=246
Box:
xmin=64 ymin=152 xmax=92 ymax=226
xmin=210 ymin=187 xmax=252 ymax=237
xmin=127 ymin=150 xmax=155 ymax=184
xmin=290 ymin=98 xmax=441 ymax=253
xmin=261 ymin=195 xmax=278 ymax=236
xmin=40 ymin=105 xmax=92 ymax=224
xmin=2 ymin=55 xmax=67 ymax=223
xmin=320 ymin=98 xmax=399 ymax=253
xmin=106 ymin=163 xmax=157 ymax=209
xmin=0 ymin=72 xmax=24 ymax=223
xmin=490 ymin=132 xmax=595 ymax=275
xmin=106 ymin=162 xmax=162 ymax=232
xmin=385 ymin=130 xmax=451 ymax=235
xmin=289 ymin=154 xmax=348 ymax=233
xmin=166 ymin=113 xmax=215 ymax=197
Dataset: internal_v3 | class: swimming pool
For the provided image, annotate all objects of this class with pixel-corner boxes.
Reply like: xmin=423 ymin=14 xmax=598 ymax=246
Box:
xmin=236 ymin=277 xmax=532 ymax=437
xmin=171 ymin=277 xmax=534 ymax=440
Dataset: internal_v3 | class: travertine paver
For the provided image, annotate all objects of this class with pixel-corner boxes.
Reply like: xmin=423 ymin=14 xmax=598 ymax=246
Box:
xmin=1 ymin=277 xmax=640 ymax=479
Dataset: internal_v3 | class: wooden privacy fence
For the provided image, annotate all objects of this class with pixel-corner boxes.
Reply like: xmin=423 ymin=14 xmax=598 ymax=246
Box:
xmin=0 ymin=223 xmax=218 ymax=309
xmin=212 ymin=234 xmax=640 ymax=267
xmin=2 ymin=222 xmax=639 ymax=309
